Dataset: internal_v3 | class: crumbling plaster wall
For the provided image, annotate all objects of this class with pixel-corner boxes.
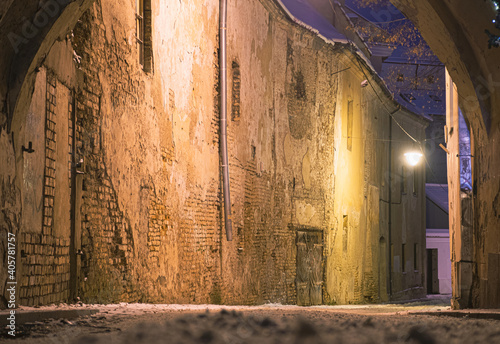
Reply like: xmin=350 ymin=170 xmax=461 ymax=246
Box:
xmin=68 ymin=0 xmax=342 ymax=304
xmin=328 ymin=64 xmax=387 ymax=304
xmin=1 ymin=0 xmax=427 ymax=306
xmin=66 ymin=0 xmax=343 ymax=304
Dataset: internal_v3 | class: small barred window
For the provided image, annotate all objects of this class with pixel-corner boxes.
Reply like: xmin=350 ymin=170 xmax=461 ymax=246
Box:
xmin=136 ymin=0 xmax=153 ymax=73
xmin=231 ymin=61 xmax=241 ymax=121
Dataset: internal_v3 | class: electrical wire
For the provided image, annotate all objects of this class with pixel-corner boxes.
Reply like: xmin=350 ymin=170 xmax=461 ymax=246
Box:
xmin=350 ymin=53 xmax=420 ymax=144
xmin=331 ymin=2 xmax=453 ymax=204
xmin=424 ymin=135 xmax=445 ymax=142
xmin=371 ymin=17 xmax=408 ymax=24
xmin=419 ymin=144 xmax=449 ymax=195
xmin=340 ymin=50 xmax=451 ymax=195
xmin=342 ymin=134 xmax=446 ymax=143
xmin=342 ymin=136 xmax=419 ymax=142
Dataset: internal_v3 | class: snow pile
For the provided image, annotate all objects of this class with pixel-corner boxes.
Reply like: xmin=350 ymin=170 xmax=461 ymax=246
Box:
xmin=276 ymin=0 xmax=349 ymax=44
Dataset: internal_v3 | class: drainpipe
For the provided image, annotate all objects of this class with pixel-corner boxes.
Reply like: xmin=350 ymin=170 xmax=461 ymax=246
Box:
xmin=388 ymin=110 xmax=392 ymax=298
xmin=387 ymin=106 xmax=400 ymax=299
xmin=220 ymin=0 xmax=233 ymax=241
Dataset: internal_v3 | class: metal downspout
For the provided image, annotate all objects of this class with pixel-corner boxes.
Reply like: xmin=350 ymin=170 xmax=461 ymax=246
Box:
xmin=387 ymin=106 xmax=399 ymax=299
xmin=388 ymin=111 xmax=392 ymax=298
xmin=220 ymin=0 xmax=233 ymax=241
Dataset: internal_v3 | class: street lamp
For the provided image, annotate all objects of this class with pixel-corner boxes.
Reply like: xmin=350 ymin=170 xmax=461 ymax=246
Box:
xmin=404 ymin=151 xmax=423 ymax=166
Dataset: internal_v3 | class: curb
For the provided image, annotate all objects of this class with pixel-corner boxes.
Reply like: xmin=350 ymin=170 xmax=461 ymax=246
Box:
xmin=411 ymin=311 xmax=500 ymax=320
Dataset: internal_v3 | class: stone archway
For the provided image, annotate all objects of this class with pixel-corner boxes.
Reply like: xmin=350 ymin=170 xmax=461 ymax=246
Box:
xmin=0 ymin=0 xmax=94 ymax=129
xmin=392 ymin=0 xmax=500 ymax=308
xmin=0 ymin=0 xmax=93 ymax=307
xmin=1 ymin=0 xmax=499 ymax=310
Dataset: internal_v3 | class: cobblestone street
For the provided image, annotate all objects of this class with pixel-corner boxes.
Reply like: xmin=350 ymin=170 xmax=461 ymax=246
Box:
xmin=3 ymin=298 xmax=500 ymax=343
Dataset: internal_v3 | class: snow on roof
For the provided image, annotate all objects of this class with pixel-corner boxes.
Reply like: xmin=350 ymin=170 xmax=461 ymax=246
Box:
xmin=275 ymin=0 xmax=383 ymax=76
xmin=275 ymin=0 xmax=349 ymax=44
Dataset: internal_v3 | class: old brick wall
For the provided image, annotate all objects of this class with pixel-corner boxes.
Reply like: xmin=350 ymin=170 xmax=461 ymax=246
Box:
xmin=17 ymin=72 xmax=72 ymax=306
xmin=1 ymin=0 xmax=427 ymax=307
xmin=64 ymin=1 xmax=222 ymax=303
xmin=63 ymin=0 xmax=344 ymax=304
xmin=9 ymin=61 xmax=75 ymax=306
xmin=18 ymin=233 xmax=70 ymax=305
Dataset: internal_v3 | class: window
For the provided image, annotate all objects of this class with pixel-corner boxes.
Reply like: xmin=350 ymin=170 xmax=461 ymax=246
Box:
xmin=391 ymin=243 xmax=395 ymax=272
xmin=136 ymin=0 xmax=153 ymax=72
xmin=413 ymin=167 xmax=418 ymax=196
xmin=402 ymin=244 xmax=406 ymax=273
xmin=401 ymin=165 xmax=407 ymax=194
xmin=231 ymin=61 xmax=241 ymax=121
xmin=414 ymin=243 xmax=419 ymax=271
xmin=347 ymin=100 xmax=353 ymax=151
xmin=342 ymin=215 xmax=348 ymax=253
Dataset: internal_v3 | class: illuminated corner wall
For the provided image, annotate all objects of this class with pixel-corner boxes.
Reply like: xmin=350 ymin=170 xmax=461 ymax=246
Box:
xmin=326 ymin=60 xmax=427 ymax=304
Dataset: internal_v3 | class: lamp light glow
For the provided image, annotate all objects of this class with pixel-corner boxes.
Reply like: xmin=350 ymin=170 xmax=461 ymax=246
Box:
xmin=404 ymin=151 xmax=423 ymax=166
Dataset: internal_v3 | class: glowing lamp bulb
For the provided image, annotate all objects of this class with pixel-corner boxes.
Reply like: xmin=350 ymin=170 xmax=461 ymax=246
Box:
xmin=404 ymin=151 xmax=423 ymax=166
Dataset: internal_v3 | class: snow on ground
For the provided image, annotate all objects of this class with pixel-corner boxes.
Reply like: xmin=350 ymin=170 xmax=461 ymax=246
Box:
xmin=3 ymin=298 xmax=500 ymax=343
xmin=2 ymin=298 xmax=450 ymax=320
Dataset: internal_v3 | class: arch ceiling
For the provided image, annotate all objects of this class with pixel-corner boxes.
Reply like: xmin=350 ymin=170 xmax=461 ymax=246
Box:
xmin=0 ymin=0 xmax=93 ymax=129
xmin=0 ymin=0 xmax=499 ymax=309
xmin=1 ymin=0 xmax=498 ymax=137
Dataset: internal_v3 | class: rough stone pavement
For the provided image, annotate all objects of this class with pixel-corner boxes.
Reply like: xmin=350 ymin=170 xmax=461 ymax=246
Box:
xmin=2 ymin=297 xmax=500 ymax=343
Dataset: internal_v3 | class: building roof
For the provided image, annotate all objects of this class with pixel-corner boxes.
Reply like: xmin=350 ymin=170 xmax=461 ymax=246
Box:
xmin=276 ymin=0 xmax=348 ymax=44
xmin=426 ymin=183 xmax=449 ymax=214
xmin=275 ymin=0 xmax=430 ymax=126
xmin=426 ymin=228 xmax=449 ymax=237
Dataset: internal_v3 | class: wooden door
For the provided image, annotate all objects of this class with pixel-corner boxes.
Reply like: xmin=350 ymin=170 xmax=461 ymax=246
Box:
xmin=296 ymin=230 xmax=323 ymax=306
xmin=427 ymin=248 xmax=439 ymax=294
